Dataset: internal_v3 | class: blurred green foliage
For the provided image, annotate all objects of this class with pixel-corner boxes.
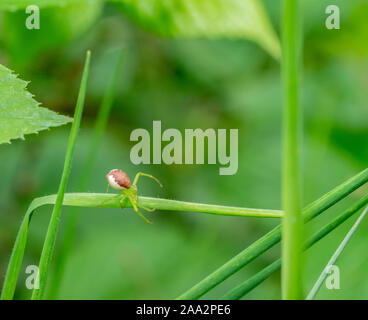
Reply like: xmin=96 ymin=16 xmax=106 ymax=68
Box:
xmin=0 ymin=0 xmax=368 ymax=299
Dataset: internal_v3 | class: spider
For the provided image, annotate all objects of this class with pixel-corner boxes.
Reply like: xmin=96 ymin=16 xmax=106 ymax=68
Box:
xmin=104 ymin=169 xmax=162 ymax=224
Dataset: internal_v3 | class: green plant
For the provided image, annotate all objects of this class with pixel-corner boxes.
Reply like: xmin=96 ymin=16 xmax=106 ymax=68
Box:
xmin=0 ymin=64 xmax=72 ymax=144
xmin=47 ymin=48 xmax=124 ymax=300
xmin=0 ymin=51 xmax=90 ymax=300
xmin=30 ymin=51 xmax=91 ymax=300
xmin=306 ymin=205 xmax=368 ymax=300
xmin=1 ymin=0 xmax=367 ymax=301
xmin=221 ymin=195 xmax=368 ymax=299
xmin=3 ymin=168 xmax=367 ymax=299
xmin=0 ymin=0 xmax=280 ymax=60
xmin=281 ymin=0 xmax=303 ymax=299
xmin=177 ymin=169 xmax=368 ymax=299
xmin=1 ymin=191 xmax=282 ymax=300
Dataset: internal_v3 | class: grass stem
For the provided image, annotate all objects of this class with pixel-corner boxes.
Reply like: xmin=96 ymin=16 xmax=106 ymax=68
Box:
xmin=2 ymin=168 xmax=368 ymax=299
xmin=177 ymin=169 xmax=368 ymax=300
xmin=281 ymin=0 xmax=303 ymax=299
xmin=0 ymin=193 xmax=280 ymax=300
xmin=47 ymin=49 xmax=124 ymax=300
xmin=30 ymin=51 xmax=91 ymax=300
xmin=306 ymin=205 xmax=368 ymax=300
xmin=222 ymin=194 xmax=368 ymax=299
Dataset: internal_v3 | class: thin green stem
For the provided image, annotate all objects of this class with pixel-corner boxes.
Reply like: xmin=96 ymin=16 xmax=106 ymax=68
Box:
xmin=281 ymin=0 xmax=303 ymax=300
xmin=306 ymin=205 xmax=368 ymax=300
xmin=177 ymin=168 xmax=368 ymax=300
xmin=0 ymin=192 xmax=280 ymax=300
xmin=30 ymin=52 xmax=91 ymax=300
xmin=2 ymin=170 xmax=368 ymax=300
xmin=19 ymin=193 xmax=285 ymax=218
xmin=47 ymin=49 xmax=124 ymax=300
xmin=222 ymin=259 xmax=281 ymax=300
xmin=222 ymin=194 xmax=368 ymax=300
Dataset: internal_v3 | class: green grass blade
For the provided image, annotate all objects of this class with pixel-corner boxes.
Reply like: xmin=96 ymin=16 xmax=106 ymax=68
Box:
xmin=31 ymin=51 xmax=91 ymax=300
xmin=2 ymin=170 xmax=368 ymax=299
xmin=0 ymin=192 xmax=280 ymax=300
xmin=47 ymin=49 xmax=124 ymax=300
xmin=222 ymin=194 xmax=368 ymax=300
xmin=10 ymin=194 xmax=285 ymax=218
xmin=222 ymin=259 xmax=281 ymax=300
xmin=306 ymin=205 xmax=368 ymax=300
xmin=177 ymin=168 xmax=368 ymax=300
xmin=0 ymin=202 xmax=36 ymax=300
xmin=281 ymin=0 xmax=303 ymax=299
xmin=0 ymin=52 xmax=91 ymax=301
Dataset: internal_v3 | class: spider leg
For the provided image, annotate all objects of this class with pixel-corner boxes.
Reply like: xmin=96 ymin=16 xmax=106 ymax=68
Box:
xmin=128 ymin=195 xmax=153 ymax=224
xmin=132 ymin=172 xmax=163 ymax=188
xmin=119 ymin=194 xmax=128 ymax=207
xmin=137 ymin=203 xmax=156 ymax=213
xmin=97 ymin=191 xmax=124 ymax=207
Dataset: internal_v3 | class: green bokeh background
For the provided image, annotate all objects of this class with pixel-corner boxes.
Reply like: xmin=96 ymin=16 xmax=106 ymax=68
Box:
xmin=0 ymin=1 xmax=368 ymax=299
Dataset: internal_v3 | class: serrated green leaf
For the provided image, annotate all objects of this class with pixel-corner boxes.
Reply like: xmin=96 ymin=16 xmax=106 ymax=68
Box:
xmin=0 ymin=64 xmax=72 ymax=144
xmin=114 ymin=0 xmax=281 ymax=59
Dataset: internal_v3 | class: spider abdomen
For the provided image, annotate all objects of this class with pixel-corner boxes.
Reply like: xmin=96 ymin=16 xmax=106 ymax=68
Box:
xmin=106 ymin=169 xmax=131 ymax=190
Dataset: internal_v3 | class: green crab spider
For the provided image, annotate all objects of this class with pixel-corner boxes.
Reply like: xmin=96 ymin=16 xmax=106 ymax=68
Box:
xmin=104 ymin=169 xmax=163 ymax=224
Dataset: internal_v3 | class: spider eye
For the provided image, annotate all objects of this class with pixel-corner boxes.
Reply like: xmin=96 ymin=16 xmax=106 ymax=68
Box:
xmin=106 ymin=169 xmax=131 ymax=190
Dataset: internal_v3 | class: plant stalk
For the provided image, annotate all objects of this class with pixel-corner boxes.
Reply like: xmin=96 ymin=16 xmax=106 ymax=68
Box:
xmin=2 ymin=170 xmax=368 ymax=299
xmin=221 ymin=194 xmax=368 ymax=299
xmin=0 ymin=193 xmax=280 ymax=300
xmin=47 ymin=49 xmax=124 ymax=300
xmin=306 ymin=205 xmax=368 ymax=300
xmin=31 ymin=51 xmax=91 ymax=300
xmin=281 ymin=0 xmax=303 ymax=300
xmin=177 ymin=168 xmax=368 ymax=300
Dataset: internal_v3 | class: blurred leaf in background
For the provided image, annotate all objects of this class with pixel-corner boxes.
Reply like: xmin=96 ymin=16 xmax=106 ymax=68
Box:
xmin=1 ymin=0 xmax=281 ymax=60
xmin=114 ymin=0 xmax=281 ymax=59
xmin=2 ymin=2 xmax=102 ymax=73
